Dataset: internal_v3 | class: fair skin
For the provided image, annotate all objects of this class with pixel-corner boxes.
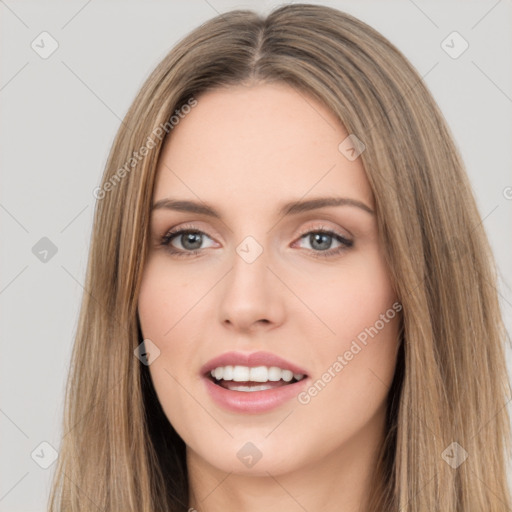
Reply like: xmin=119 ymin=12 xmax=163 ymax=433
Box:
xmin=137 ymin=82 xmax=401 ymax=512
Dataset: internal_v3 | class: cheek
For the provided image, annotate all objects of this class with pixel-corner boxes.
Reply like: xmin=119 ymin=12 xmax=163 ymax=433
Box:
xmin=306 ymin=246 xmax=397 ymax=343
xmin=137 ymin=262 xmax=198 ymax=425
xmin=296 ymin=309 xmax=400 ymax=449
xmin=307 ymin=313 xmax=399 ymax=421
xmin=137 ymin=257 xmax=205 ymax=338
xmin=296 ymin=247 xmax=400 ymax=419
xmin=137 ymin=256 xmax=216 ymax=357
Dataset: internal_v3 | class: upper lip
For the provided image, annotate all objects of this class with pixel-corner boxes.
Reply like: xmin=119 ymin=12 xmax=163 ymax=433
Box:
xmin=200 ymin=351 xmax=309 ymax=377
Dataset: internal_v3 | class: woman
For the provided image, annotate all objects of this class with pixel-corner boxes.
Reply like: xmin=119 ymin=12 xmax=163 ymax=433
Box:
xmin=49 ymin=4 xmax=512 ymax=511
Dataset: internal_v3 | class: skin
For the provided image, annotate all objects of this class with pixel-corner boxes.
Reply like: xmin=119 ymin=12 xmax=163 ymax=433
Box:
xmin=137 ymin=82 xmax=401 ymax=512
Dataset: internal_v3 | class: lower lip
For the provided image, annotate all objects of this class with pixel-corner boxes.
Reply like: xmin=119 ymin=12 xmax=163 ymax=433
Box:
xmin=203 ymin=376 xmax=309 ymax=413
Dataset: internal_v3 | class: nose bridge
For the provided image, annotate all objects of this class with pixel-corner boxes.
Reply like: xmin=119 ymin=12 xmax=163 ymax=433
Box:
xmin=228 ymin=232 xmax=270 ymax=293
xmin=235 ymin=234 xmax=266 ymax=267
xmin=218 ymin=230 xmax=284 ymax=329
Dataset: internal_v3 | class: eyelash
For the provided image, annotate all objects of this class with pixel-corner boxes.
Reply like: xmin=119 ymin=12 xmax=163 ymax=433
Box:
xmin=159 ymin=223 xmax=353 ymax=259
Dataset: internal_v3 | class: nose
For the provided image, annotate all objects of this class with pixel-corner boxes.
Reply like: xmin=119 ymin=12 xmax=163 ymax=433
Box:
xmin=218 ymin=237 xmax=285 ymax=333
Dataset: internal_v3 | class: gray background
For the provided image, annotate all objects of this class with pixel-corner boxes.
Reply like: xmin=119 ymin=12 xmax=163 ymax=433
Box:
xmin=1 ymin=0 xmax=511 ymax=510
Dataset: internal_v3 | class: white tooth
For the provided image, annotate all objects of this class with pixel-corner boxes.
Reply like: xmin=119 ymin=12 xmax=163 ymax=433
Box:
xmin=233 ymin=365 xmax=250 ymax=381
xmin=223 ymin=365 xmax=234 ymax=381
xmin=281 ymin=369 xmax=293 ymax=382
xmin=211 ymin=365 xmax=303 ymax=383
xmin=229 ymin=384 xmax=274 ymax=392
xmin=268 ymin=366 xmax=282 ymax=381
xmin=249 ymin=366 xmax=268 ymax=382
xmin=253 ymin=385 xmax=272 ymax=391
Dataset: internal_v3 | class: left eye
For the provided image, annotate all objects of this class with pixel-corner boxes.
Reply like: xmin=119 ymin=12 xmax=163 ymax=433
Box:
xmin=295 ymin=230 xmax=352 ymax=253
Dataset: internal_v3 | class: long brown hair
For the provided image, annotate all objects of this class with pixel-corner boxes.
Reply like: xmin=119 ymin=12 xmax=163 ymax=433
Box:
xmin=48 ymin=4 xmax=512 ymax=511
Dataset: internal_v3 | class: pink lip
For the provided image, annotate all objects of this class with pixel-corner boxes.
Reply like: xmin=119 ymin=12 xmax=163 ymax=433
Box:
xmin=203 ymin=376 xmax=309 ymax=414
xmin=200 ymin=351 xmax=309 ymax=377
xmin=200 ymin=351 xmax=310 ymax=414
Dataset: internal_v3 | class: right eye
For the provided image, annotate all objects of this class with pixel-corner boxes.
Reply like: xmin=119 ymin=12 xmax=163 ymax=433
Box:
xmin=160 ymin=225 xmax=217 ymax=257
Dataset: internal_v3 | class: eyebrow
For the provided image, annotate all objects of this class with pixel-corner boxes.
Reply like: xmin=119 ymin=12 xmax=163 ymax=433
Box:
xmin=151 ymin=196 xmax=374 ymax=217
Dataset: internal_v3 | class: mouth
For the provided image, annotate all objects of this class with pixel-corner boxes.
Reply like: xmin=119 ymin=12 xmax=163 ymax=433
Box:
xmin=200 ymin=352 xmax=310 ymax=412
xmin=206 ymin=365 xmax=307 ymax=392
xmin=204 ymin=363 xmax=309 ymax=408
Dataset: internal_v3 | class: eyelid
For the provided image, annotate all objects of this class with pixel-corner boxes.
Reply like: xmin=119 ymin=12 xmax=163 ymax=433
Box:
xmin=294 ymin=222 xmax=352 ymax=241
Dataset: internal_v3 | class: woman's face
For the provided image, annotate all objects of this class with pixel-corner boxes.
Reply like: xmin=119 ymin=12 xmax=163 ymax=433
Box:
xmin=138 ymin=82 xmax=401 ymax=478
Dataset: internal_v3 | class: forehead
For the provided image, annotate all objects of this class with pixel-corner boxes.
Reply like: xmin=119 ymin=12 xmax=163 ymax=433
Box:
xmin=153 ymin=83 xmax=373 ymax=213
